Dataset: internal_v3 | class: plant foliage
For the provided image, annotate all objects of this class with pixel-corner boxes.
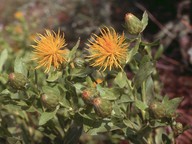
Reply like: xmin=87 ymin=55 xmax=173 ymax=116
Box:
xmin=0 ymin=11 xmax=184 ymax=144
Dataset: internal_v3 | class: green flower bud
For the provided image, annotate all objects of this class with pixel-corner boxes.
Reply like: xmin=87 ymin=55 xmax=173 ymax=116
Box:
xmin=149 ymin=101 xmax=178 ymax=119
xmin=74 ymin=57 xmax=85 ymax=68
xmin=81 ymin=88 xmax=98 ymax=104
xmin=149 ymin=102 xmax=166 ymax=119
xmin=8 ymin=72 xmax=28 ymax=90
xmin=82 ymin=90 xmax=93 ymax=104
xmin=41 ymin=93 xmax=59 ymax=110
xmin=125 ymin=13 xmax=143 ymax=35
xmin=172 ymin=122 xmax=183 ymax=136
xmin=92 ymin=97 xmax=112 ymax=118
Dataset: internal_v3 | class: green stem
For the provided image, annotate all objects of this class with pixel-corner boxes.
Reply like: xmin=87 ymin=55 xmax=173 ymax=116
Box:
xmin=141 ymin=81 xmax=146 ymax=104
xmin=89 ymin=73 xmax=98 ymax=84
xmin=141 ymin=81 xmax=146 ymax=121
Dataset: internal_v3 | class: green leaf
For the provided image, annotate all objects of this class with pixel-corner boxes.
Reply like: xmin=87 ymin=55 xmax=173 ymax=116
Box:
xmin=46 ymin=71 xmax=62 ymax=82
xmin=126 ymin=36 xmax=141 ymax=63
xmin=135 ymin=100 xmax=148 ymax=111
xmin=141 ymin=40 xmax=160 ymax=47
xmin=113 ymin=103 xmax=123 ymax=117
xmin=162 ymin=134 xmax=172 ymax=144
xmin=87 ymin=122 xmax=110 ymax=135
xmin=123 ymin=119 xmax=140 ymax=130
xmin=114 ymin=72 xmax=127 ymax=88
xmin=70 ymin=67 xmax=92 ymax=78
xmin=42 ymin=86 xmax=60 ymax=96
xmin=14 ymin=57 xmax=27 ymax=76
xmin=0 ymin=89 xmax=10 ymax=95
xmin=154 ymin=44 xmax=164 ymax=60
xmin=141 ymin=11 xmax=148 ymax=31
xmin=150 ymin=120 xmax=168 ymax=128
xmin=0 ymin=73 xmax=8 ymax=84
xmin=6 ymin=137 xmax=22 ymax=144
xmin=134 ymin=61 xmax=154 ymax=88
xmin=117 ymin=94 xmax=134 ymax=104
xmin=0 ymin=126 xmax=11 ymax=137
xmin=164 ymin=97 xmax=183 ymax=116
xmin=145 ymin=76 xmax=155 ymax=104
xmin=78 ymin=111 xmax=96 ymax=121
xmin=169 ymin=97 xmax=183 ymax=107
xmin=65 ymin=79 xmax=78 ymax=108
xmin=57 ymin=85 xmax=70 ymax=108
xmin=59 ymin=98 xmax=71 ymax=108
xmin=140 ymin=55 xmax=151 ymax=65
xmin=39 ymin=108 xmax=58 ymax=125
xmin=162 ymin=95 xmax=169 ymax=104
xmin=0 ymin=49 xmax=8 ymax=72
xmin=144 ymin=45 xmax=152 ymax=59
xmin=68 ymin=38 xmax=80 ymax=62
xmin=86 ymin=76 xmax=94 ymax=87
xmin=63 ymin=124 xmax=83 ymax=144
xmin=73 ymin=83 xmax=84 ymax=92
xmin=96 ymin=85 xmax=120 ymax=100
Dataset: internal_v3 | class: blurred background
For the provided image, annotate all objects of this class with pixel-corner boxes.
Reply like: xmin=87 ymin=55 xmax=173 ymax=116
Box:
xmin=0 ymin=0 xmax=191 ymax=143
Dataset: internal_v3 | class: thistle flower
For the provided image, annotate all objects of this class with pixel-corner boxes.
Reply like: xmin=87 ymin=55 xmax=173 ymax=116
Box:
xmin=92 ymin=97 xmax=112 ymax=117
xmin=86 ymin=27 xmax=128 ymax=71
xmin=32 ymin=29 xmax=67 ymax=73
xmin=8 ymin=73 xmax=28 ymax=90
xmin=14 ymin=11 xmax=24 ymax=20
xmin=125 ymin=13 xmax=143 ymax=35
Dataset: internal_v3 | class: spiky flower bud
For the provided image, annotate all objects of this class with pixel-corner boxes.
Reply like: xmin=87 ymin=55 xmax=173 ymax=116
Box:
xmin=149 ymin=102 xmax=166 ymax=119
xmin=149 ymin=100 xmax=179 ymax=119
xmin=41 ymin=93 xmax=59 ymax=110
xmin=74 ymin=57 xmax=85 ymax=68
xmin=92 ymin=97 xmax=112 ymax=118
xmin=172 ymin=122 xmax=183 ymax=136
xmin=125 ymin=13 xmax=143 ymax=35
xmin=82 ymin=90 xmax=92 ymax=104
xmin=81 ymin=88 xmax=99 ymax=104
xmin=8 ymin=72 xmax=28 ymax=90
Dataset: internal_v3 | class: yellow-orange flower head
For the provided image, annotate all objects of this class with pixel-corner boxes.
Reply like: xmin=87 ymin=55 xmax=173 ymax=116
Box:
xmin=32 ymin=29 xmax=67 ymax=73
xmin=86 ymin=27 xmax=128 ymax=71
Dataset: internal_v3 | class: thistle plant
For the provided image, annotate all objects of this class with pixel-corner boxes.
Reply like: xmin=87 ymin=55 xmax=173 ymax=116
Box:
xmin=31 ymin=29 xmax=68 ymax=73
xmin=0 ymin=11 xmax=185 ymax=144
xmin=86 ymin=27 xmax=128 ymax=71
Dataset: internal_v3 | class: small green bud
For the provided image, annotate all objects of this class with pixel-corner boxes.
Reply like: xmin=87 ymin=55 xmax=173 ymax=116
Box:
xmin=149 ymin=100 xmax=178 ymax=119
xmin=8 ymin=72 xmax=28 ymax=90
xmin=92 ymin=97 xmax=112 ymax=118
xmin=82 ymin=90 xmax=93 ymax=104
xmin=125 ymin=13 xmax=143 ymax=35
xmin=81 ymin=88 xmax=98 ymax=104
xmin=41 ymin=93 xmax=59 ymax=110
xmin=74 ymin=57 xmax=85 ymax=68
xmin=149 ymin=102 xmax=166 ymax=119
xmin=172 ymin=122 xmax=183 ymax=136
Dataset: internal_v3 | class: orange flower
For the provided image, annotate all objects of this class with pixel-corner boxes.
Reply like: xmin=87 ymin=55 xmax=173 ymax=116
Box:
xmin=14 ymin=25 xmax=23 ymax=34
xmin=32 ymin=29 xmax=67 ymax=73
xmin=93 ymin=78 xmax=104 ymax=87
xmin=86 ymin=27 xmax=128 ymax=71
xmin=14 ymin=11 xmax=24 ymax=20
